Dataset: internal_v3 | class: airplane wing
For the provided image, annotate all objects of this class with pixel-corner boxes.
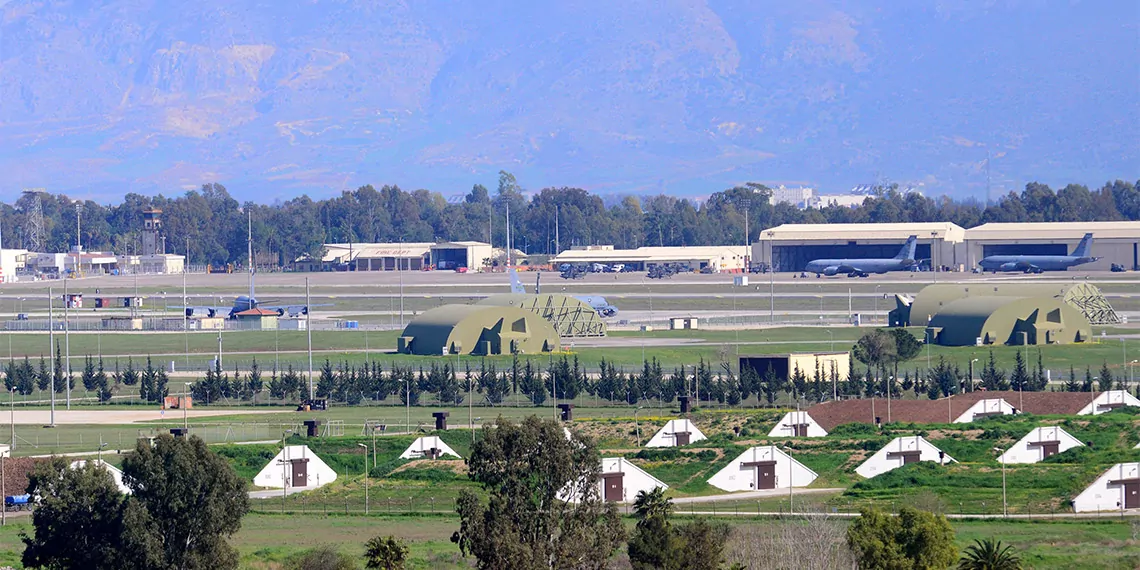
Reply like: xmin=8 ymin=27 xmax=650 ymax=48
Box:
xmin=174 ymin=305 xmax=233 ymax=318
xmin=258 ymin=303 xmax=332 ymax=316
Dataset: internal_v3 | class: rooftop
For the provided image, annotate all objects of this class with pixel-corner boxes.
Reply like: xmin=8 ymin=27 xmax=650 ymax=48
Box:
xmin=758 ymin=222 xmax=966 ymax=242
xmin=965 ymin=221 xmax=1140 ymax=240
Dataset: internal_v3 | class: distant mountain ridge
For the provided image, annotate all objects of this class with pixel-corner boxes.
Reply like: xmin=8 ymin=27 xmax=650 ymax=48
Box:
xmin=1 ymin=0 xmax=1136 ymax=202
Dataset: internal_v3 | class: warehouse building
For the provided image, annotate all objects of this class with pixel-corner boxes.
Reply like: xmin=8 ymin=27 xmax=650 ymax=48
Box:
xmin=296 ymin=241 xmax=495 ymax=272
xmin=645 ymin=419 xmax=706 ymax=448
xmin=964 ymin=221 xmax=1140 ymax=271
xmin=751 ymin=222 xmax=965 ymax=272
xmin=998 ymin=426 xmax=1084 ymax=464
xmin=855 ymin=436 xmax=955 ymax=479
xmin=739 ymin=352 xmax=850 ymax=383
xmin=1073 ymin=463 xmax=1140 ymax=512
xmin=550 ymin=245 xmax=749 ymax=272
xmin=397 ymin=305 xmax=560 ymax=355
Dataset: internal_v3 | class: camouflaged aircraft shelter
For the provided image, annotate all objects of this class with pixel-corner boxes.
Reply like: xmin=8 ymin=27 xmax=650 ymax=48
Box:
xmin=478 ymin=294 xmax=606 ymax=337
xmin=894 ymin=282 xmax=1119 ymax=327
xmin=398 ymin=305 xmax=560 ymax=356
xmin=924 ymin=296 xmax=1091 ymax=347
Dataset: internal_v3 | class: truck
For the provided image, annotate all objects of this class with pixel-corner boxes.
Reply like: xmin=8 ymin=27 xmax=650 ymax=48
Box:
xmin=5 ymin=494 xmax=31 ymax=511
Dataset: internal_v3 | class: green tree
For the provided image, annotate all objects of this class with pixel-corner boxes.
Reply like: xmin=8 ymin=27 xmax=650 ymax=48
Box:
xmin=247 ymin=359 xmax=264 ymax=403
xmin=846 ymin=506 xmax=957 ymax=570
xmin=627 ymin=487 xmax=728 ymax=570
xmin=1098 ymin=362 xmax=1114 ymax=392
xmin=957 ymin=538 xmax=1022 ymax=570
xmin=21 ymin=459 xmax=146 ymax=569
xmin=286 ymin=545 xmax=357 ymax=570
xmin=452 ymin=416 xmax=625 ymax=570
xmin=364 ymin=535 xmax=409 ymax=570
xmin=1009 ymin=351 xmax=1028 ymax=392
xmin=121 ymin=434 xmax=250 ymax=569
xmin=981 ymin=350 xmax=1008 ymax=391
xmin=853 ymin=329 xmax=899 ymax=398
xmin=1064 ymin=366 xmax=1079 ymax=392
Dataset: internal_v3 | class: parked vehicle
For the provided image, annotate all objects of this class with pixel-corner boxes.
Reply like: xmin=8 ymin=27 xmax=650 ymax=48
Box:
xmin=5 ymin=494 xmax=31 ymax=511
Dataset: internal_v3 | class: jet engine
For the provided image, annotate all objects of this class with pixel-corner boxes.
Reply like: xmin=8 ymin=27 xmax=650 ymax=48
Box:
xmin=822 ymin=266 xmax=841 ymax=276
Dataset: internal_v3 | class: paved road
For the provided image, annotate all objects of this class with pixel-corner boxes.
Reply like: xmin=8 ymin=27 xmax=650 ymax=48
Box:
xmin=671 ymin=487 xmax=844 ymax=504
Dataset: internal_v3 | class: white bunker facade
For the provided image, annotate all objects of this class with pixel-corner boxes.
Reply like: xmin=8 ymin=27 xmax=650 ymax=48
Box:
xmin=400 ymin=436 xmax=461 ymax=460
xmin=767 ymin=411 xmax=828 ymax=437
xmin=855 ymin=436 xmax=954 ymax=479
xmin=1077 ymin=390 xmax=1140 ymax=415
xmin=707 ymin=446 xmax=818 ymax=492
xmin=253 ymin=445 xmax=338 ymax=489
xmin=998 ymin=426 xmax=1084 ymax=464
xmin=645 ymin=419 xmax=706 ymax=447
xmin=953 ymin=398 xmax=1016 ymax=423
xmin=71 ymin=459 xmax=130 ymax=494
xmin=561 ymin=458 xmax=667 ymax=504
xmin=1073 ymin=463 xmax=1140 ymax=512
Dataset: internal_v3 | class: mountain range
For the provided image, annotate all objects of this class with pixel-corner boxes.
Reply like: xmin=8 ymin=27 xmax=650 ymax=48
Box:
xmin=1 ymin=0 xmax=1136 ymax=202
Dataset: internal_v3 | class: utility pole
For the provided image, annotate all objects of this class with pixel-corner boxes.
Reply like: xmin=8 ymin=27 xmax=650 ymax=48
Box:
xmin=64 ymin=276 xmax=70 ymax=409
xmin=554 ymin=205 xmax=560 ymax=256
xmin=48 ymin=287 xmax=55 ymax=427
xmin=306 ymin=278 xmax=314 ymax=401
xmin=505 ymin=200 xmax=511 ymax=267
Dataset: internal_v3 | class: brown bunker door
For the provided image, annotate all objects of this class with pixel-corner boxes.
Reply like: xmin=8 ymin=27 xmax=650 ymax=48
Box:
xmin=888 ymin=450 xmax=921 ymax=465
xmin=792 ymin=424 xmax=809 ymax=437
xmin=1038 ymin=441 xmax=1060 ymax=459
xmin=602 ymin=472 xmax=624 ymax=502
xmin=290 ymin=459 xmax=309 ymax=487
xmin=674 ymin=431 xmax=690 ymax=446
xmin=744 ymin=461 xmax=777 ymax=490
xmin=1122 ymin=480 xmax=1139 ymax=509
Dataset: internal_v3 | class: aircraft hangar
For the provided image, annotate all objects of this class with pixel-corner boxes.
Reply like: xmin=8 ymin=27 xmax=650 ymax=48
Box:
xmin=751 ymin=223 xmax=965 ymax=273
xmin=963 ymin=222 xmax=1140 ymax=271
xmin=752 ymin=221 xmax=1140 ymax=273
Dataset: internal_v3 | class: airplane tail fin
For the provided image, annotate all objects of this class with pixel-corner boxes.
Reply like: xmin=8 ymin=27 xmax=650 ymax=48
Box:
xmin=895 ymin=235 xmax=918 ymax=260
xmin=509 ymin=268 xmax=525 ymax=294
xmin=1071 ymin=233 xmax=1094 ymax=258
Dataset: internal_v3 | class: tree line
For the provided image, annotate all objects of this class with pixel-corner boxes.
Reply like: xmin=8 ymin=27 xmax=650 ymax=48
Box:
xmin=15 ymin=344 xmax=1130 ymax=407
xmin=5 ymin=174 xmax=1138 ymax=266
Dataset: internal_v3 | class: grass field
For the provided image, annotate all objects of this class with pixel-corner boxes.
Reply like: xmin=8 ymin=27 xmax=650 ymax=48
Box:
xmin=0 ymin=512 xmax=1131 ymax=569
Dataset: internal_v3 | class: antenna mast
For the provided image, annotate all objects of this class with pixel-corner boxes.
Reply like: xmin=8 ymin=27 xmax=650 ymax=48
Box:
xmin=20 ymin=188 xmax=46 ymax=252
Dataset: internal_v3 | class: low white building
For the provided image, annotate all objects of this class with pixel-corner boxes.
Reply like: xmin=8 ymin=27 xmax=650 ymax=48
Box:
xmin=0 ymin=248 xmax=27 ymax=282
xmin=560 ymin=458 xmax=668 ymax=504
xmin=645 ymin=419 xmax=706 ymax=447
xmin=399 ymin=436 xmax=461 ymax=460
xmin=953 ymin=398 xmax=1016 ymax=423
xmin=70 ymin=459 xmax=130 ymax=494
xmin=767 ymin=411 xmax=828 ymax=437
xmin=707 ymin=446 xmax=818 ymax=492
xmin=1073 ymin=463 xmax=1140 ymax=512
xmin=855 ymin=436 xmax=954 ymax=479
xmin=253 ymin=445 xmax=338 ymax=489
xmin=998 ymin=426 xmax=1084 ymax=464
xmin=1077 ymin=390 xmax=1140 ymax=415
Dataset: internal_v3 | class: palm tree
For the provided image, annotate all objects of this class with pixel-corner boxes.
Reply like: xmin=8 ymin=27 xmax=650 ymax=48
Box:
xmin=958 ymin=538 xmax=1022 ymax=570
xmin=632 ymin=487 xmax=672 ymax=521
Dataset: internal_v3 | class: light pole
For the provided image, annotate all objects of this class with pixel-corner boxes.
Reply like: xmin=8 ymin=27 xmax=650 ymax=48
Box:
xmin=826 ymin=330 xmax=834 ymax=352
xmin=874 ymin=285 xmax=881 ymax=321
xmin=400 ymin=378 xmax=411 ymax=434
xmin=64 ymin=276 xmax=70 ymax=410
xmin=785 ymin=444 xmax=793 ymax=512
xmin=306 ymin=277 xmax=314 ymax=401
xmin=1130 ymin=360 xmax=1137 ymax=388
xmin=358 ymin=443 xmax=369 ymax=514
xmin=281 ymin=429 xmax=293 ymax=512
xmin=48 ymin=287 xmax=55 ymax=427
xmin=969 ymin=358 xmax=979 ymax=393
xmin=184 ymin=382 xmax=192 ymax=430
xmin=767 ymin=231 xmax=775 ymax=323
xmin=993 ymin=447 xmax=1007 ymax=517
xmin=634 ymin=406 xmax=643 ymax=447
xmin=930 ymin=231 xmax=938 ymax=283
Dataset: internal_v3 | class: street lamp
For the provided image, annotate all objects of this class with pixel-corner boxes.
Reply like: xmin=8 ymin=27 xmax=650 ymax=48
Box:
xmin=358 ymin=443 xmax=369 ymax=514
xmin=992 ymin=447 xmax=1007 ymax=517
xmin=399 ymin=378 xmax=411 ymax=434
xmin=281 ymin=429 xmax=294 ymax=512
xmin=1130 ymin=360 xmax=1137 ymax=388
xmin=874 ymin=285 xmax=881 ymax=321
xmin=184 ymin=382 xmax=192 ymax=430
xmin=634 ymin=406 xmax=644 ymax=447
xmin=969 ymin=358 xmax=979 ymax=392
xmin=826 ymin=330 xmax=834 ymax=352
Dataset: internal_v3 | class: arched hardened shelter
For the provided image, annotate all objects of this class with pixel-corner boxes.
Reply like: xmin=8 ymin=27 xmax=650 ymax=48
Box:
xmin=479 ymin=294 xmax=607 ymax=337
xmin=925 ymin=296 xmax=1091 ymax=346
xmin=902 ymin=282 xmax=1119 ymax=326
xmin=397 ymin=305 xmax=560 ymax=355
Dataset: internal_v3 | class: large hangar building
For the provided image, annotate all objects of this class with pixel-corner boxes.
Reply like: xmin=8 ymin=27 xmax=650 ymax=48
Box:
xmin=752 ymin=221 xmax=1140 ymax=273
xmin=751 ymin=223 xmax=965 ymax=272
xmin=964 ymin=221 xmax=1140 ymax=271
